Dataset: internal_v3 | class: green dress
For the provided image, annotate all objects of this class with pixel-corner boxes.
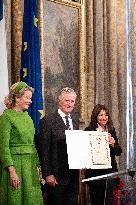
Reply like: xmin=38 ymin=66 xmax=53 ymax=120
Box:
xmin=0 ymin=109 xmax=43 ymax=205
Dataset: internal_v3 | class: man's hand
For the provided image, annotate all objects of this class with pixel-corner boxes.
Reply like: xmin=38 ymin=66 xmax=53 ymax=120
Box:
xmin=46 ymin=175 xmax=58 ymax=187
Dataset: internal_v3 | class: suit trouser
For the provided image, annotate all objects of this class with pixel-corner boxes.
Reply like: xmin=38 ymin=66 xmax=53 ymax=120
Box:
xmin=46 ymin=180 xmax=79 ymax=205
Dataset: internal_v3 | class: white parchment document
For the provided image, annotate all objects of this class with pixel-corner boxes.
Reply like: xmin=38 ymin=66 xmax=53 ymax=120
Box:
xmin=65 ymin=130 xmax=111 ymax=169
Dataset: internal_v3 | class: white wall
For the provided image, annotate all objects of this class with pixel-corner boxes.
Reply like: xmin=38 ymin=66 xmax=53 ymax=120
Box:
xmin=0 ymin=5 xmax=9 ymax=115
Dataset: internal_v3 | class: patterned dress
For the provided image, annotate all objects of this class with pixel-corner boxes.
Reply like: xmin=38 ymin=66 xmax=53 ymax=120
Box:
xmin=0 ymin=109 xmax=43 ymax=205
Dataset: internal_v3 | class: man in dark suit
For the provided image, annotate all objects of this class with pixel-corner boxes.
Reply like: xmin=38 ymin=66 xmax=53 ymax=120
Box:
xmin=38 ymin=87 xmax=79 ymax=205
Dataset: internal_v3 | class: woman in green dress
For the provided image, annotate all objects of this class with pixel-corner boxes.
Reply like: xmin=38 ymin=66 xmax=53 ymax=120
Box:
xmin=0 ymin=82 xmax=44 ymax=205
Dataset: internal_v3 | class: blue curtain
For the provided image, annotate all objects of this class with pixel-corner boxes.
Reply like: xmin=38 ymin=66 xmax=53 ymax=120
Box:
xmin=20 ymin=0 xmax=43 ymax=136
xmin=0 ymin=0 xmax=3 ymax=21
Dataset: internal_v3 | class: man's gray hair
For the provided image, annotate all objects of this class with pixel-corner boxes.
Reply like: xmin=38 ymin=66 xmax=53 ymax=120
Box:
xmin=58 ymin=87 xmax=77 ymax=101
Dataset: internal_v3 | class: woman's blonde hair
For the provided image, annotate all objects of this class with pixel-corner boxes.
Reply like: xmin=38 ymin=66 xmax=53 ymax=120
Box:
xmin=4 ymin=81 xmax=33 ymax=109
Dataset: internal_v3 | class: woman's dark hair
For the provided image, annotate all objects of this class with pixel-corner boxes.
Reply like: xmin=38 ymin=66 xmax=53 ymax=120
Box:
xmin=88 ymin=104 xmax=114 ymax=132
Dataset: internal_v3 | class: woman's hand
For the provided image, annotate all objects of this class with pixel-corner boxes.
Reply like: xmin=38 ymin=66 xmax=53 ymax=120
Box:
xmin=108 ymin=133 xmax=115 ymax=147
xmin=7 ymin=166 xmax=20 ymax=188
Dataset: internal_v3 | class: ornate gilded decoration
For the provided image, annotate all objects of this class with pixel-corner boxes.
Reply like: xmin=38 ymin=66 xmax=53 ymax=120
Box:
xmin=86 ymin=0 xmax=94 ymax=122
xmin=48 ymin=0 xmax=82 ymax=7
xmin=38 ymin=0 xmax=45 ymax=111
xmin=11 ymin=0 xmax=24 ymax=82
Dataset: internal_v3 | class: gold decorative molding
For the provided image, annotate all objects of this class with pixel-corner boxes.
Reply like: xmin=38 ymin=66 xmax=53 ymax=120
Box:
xmin=78 ymin=0 xmax=87 ymax=123
xmin=133 ymin=86 xmax=136 ymax=97
xmin=47 ymin=0 xmax=82 ymax=7
xmin=11 ymin=0 xmax=24 ymax=83
xmin=38 ymin=0 xmax=45 ymax=112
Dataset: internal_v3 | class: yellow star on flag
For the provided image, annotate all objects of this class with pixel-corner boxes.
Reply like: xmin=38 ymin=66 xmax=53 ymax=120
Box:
xmin=24 ymin=42 xmax=27 ymax=51
xmin=38 ymin=110 xmax=45 ymax=119
xmin=23 ymin=68 xmax=27 ymax=78
xmin=34 ymin=16 xmax=38 ymax=27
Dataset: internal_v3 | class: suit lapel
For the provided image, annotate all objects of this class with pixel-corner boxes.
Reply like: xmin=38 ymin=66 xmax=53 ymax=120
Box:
xmin=54 ymin=111 xmax=66 ymax=130
xmin=71 ymin=114 xmax=79 ymax=130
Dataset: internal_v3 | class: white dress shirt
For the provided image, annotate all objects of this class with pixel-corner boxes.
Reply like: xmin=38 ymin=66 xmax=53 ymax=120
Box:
xmin=58 ymin=109 xmax=73 ymax=130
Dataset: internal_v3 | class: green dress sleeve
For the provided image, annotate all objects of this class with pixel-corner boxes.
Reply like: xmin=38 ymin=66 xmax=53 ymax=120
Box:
xmin=0 ymin=114 xmax=13 ymax=168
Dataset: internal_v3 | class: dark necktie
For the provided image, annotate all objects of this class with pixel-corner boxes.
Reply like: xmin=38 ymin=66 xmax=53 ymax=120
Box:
xmin=65 ymin=116 xmax=71 ymax=130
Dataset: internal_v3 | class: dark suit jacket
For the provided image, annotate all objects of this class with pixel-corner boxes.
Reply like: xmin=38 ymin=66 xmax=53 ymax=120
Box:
xmin=38 ymin=111 xmax=79 ymax=185
xmin=84 ymin=126 xmax=122 ymax=181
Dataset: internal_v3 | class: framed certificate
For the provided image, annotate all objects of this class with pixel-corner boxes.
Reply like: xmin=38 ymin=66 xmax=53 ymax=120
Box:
xmin=65 ymin=130 xmax=111 ymax=169
xmin=87 ymin=131 xmax=111 ymax=169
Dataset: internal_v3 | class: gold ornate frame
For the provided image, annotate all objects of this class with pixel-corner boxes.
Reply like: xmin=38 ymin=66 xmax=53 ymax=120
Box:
xmin=38 ymin=0 xmax=86 ymax=123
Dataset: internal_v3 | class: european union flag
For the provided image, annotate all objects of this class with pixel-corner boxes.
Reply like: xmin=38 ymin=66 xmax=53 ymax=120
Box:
xmin=0 ymin=0 xmax=3 ymax=21
xmin=20 ymin=0 xmax=44 ymax=136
